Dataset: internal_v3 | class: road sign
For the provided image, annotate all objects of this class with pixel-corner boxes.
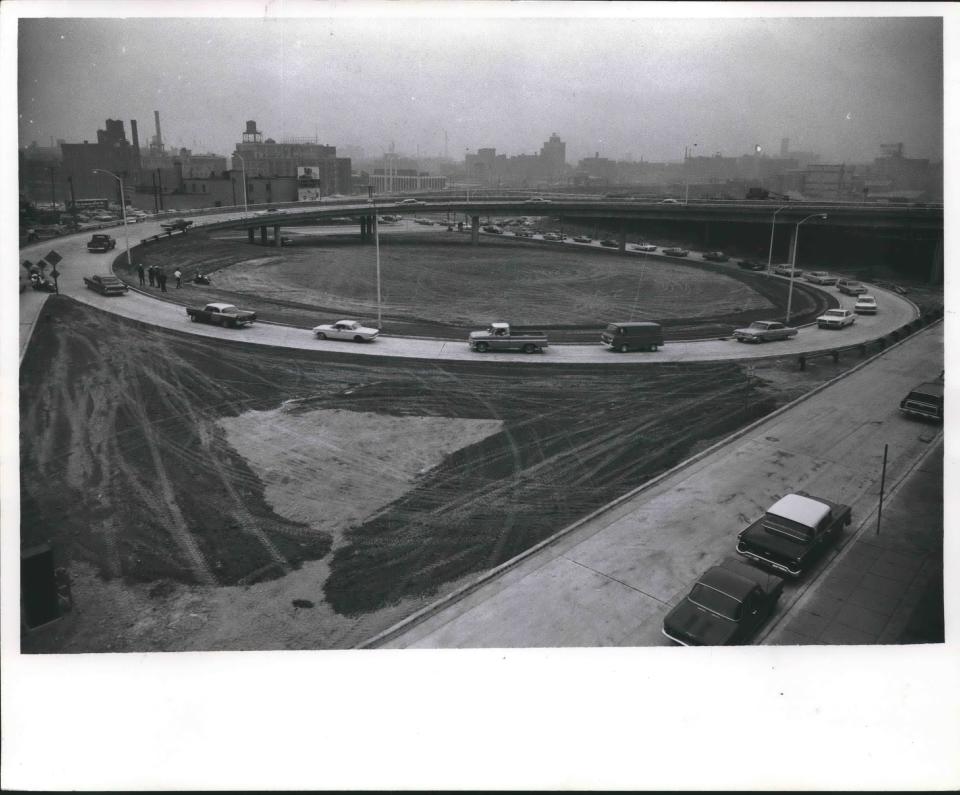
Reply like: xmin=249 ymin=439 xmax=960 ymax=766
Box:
xmin=44 ymin=250 xmax=63 ymax=266
xmin=49 ymin=268 xmax=60 ymax=279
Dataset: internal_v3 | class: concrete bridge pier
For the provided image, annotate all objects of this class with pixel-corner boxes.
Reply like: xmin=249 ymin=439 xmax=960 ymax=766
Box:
xmin=471 ymin=215 xmax=480 ymax=245
xmin=248 ymin=228 xmax=255 ymax=244
xmin=274 ymin=225 xmax=282 ymax=247
xmin=260 ymin=226 xmax=268 ymax=246
xmin=360 ymin=216 xmax=368 ymax=241
xmin=618 ymin=224 xmax=627 ymax=253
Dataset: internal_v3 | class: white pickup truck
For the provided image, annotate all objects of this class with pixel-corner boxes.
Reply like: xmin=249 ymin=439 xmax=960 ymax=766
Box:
xmin=468 ymin=323 xmax=549 ymax=353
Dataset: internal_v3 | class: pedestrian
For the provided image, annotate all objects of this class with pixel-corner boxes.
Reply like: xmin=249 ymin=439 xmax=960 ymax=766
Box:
xmin=137 ymin=263 xmax=145 ymax=286
xmin=147 ymin=265 xmax=156 ymax=287
xmin=174 ymin=268 xmax=182 ymax=288
xmin=158 ymin=269 xmax=168 ymax=292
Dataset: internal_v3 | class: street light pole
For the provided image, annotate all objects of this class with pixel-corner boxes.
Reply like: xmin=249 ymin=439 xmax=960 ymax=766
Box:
xmin=766 ymin=205 xmax=789 ymax=274
xmin=785 ymin=213 xmax=828 ymax=324
xmin=92 ymin=168 xmax=131 ymax=267
xmin=234 ymin=151 xmax=248 ymax=216
xmin=683 ymin=143 xmax=697 ymax=205
xmin=373 ymin=197 xmax=382 ymax=330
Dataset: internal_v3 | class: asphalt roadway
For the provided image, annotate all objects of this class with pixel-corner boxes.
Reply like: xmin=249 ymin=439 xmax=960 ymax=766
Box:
xmin=369 ymin=321 xmax=944 ymax=647
xmin=19 ymin=214 xmax=918 ymax=364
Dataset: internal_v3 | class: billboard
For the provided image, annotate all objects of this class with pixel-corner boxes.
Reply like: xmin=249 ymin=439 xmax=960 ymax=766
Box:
xmin=297 ymin=165 xmax=321 ymax=180
xmin=298 ymin=187 xmax=322 ymax=202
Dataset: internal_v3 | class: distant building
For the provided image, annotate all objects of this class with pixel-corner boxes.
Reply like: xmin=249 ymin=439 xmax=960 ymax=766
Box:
xmin=539 ymin=133 xmax=567 ymax=182
xmin=232 ymin=120 xmax=352 ymax=196
xmin=60 ymin=118 xmax=140 ymax=204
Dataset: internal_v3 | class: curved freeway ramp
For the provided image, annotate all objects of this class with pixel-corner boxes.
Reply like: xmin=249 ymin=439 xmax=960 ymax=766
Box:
xmin=20 ymin=215 xmax=919 ymax=365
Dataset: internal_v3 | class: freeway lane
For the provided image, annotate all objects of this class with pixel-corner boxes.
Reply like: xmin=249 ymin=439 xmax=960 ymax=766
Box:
xmin=370 ymin=321 xmax=944 ymax=648
xmin=20 ymin=215 xmax=918 ymax=365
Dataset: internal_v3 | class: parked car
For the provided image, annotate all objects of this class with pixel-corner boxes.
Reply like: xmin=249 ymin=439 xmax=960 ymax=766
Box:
xmin=737 ymin=259 xmax=766 ymax=271
xmin=573 ymin=235 xmax=593 ymax=243
xmin=600 ymin=239 xmax=618 ymax=248
xmin=732 ymin=320 xmax=798 ymax=343
xmin=805 ymin=271 xmax=838 ymax=285
xmin=817 ymin=308 xmax=856 ymax=329
xmin=899 ymin=381 xmax=944 ymax=422
xmin=659 ymin=198 xmax=681 ymax=204
xmin=633 ymin=243 xmax=657 ymax=252
xmin=312 ymin=319 xmax=379 ymax=342
xmin=525 ymin=196 xmax=551 ymax=204
xmin=854 ymin=295 xmax=878 ymax=314
xmin=662 ymin=247 xmax=689 ymax=257
xmin=600 ymin=321 xmax=663 ymax=352
xmin=661 ymin=559 xmax=785 ymax=646
xmin=542 ymin=232 xmax=562 ymax=241
xmin=772 ymin=264 xmax=803 ymax=277
xmin=836 ymin=278 xmax=868 ymax=296
xmin=702 ymin=251 xmax=729 ymax=262
xmin=83 ymin=274 xmax=128 ymax=296
xmin=737 ymin=492 xmax=852 ymax=577
xmin=513 ymin=230 xmax=533 ymax=238
xmin=397 ymin=198 xmax=424 ymax=206
xmin=482 ymin=225 xmax=503 ymax=234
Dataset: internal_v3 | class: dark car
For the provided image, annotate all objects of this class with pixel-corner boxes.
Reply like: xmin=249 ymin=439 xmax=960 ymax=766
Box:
xmin=737 ymin=259 xmax=766 ymax=271
xmin=702 ymin=251 xmax=729 ymax=262
xmin=836 ymin=278 xmax=868 ymax=296
xmin=899 ymin=381 xmax=944 ymax=422
xmin=160 ymin=218 xmax=193 ymax=232
xmin=662 ymin=560 xmax=785 ymax=646
xmin=600 ymin=239 xmax=618 ymax=248
xmin=573 ymin=235 xmax=593 ymax=243
xmin=482 ymin=225 xmax=503 ymax=234
xmin=662 ymin=247 xmax=689 ymax=257
xmin=600 ymin=321 xmax=664 ymax=352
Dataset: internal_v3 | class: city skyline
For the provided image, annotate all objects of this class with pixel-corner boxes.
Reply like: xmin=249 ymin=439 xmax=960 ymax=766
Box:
xmin=16 ymin=11 xmax=944 ymax=166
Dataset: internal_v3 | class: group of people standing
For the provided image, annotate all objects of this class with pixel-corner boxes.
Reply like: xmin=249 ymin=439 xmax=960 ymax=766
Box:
xmin=137 ymin=264 xmax=183 ymax=292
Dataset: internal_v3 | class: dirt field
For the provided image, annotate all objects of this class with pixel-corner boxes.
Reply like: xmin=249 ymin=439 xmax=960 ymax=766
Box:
xmin=118 ymin=231 xmax=834 ymax=341
xmin=18 ymin=295 xmax=853 ymax=652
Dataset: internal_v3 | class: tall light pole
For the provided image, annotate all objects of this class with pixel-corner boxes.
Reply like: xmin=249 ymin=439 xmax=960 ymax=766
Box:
xmin=785 ymin=213 xmax=828 ymax=324
xmin=373 ymin=195 xmax=382 ymax=329
xmin=92 ymin=168 xmax=131 ymax=267
xmin=766 ymin=205 xmax=790 ymax=274
xmin=233 ymin=151 xmax=248 ymax=216
xmin=683 ymin=143 xmax=698 ymax=205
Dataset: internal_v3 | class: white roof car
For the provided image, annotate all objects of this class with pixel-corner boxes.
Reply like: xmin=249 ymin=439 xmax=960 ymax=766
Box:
xmin=767 ymin=494 xmax=830 ymax=530
xmin=855 ymin=295 xmax=878 ymax=311
xmin=312 ymin=319 xmax=379 ymax=342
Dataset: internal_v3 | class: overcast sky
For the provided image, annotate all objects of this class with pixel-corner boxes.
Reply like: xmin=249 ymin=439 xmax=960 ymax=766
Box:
xmin=15 ymin=7 xmax=945 ymax=165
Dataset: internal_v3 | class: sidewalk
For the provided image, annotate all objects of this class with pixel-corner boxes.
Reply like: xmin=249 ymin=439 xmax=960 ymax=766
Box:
xmin=765 ymin=435 xmax=943 ymax=645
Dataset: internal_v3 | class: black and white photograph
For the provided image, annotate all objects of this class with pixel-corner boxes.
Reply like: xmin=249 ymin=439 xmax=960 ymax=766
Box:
xmin=3 ymin=1 xmax=957 ymax=789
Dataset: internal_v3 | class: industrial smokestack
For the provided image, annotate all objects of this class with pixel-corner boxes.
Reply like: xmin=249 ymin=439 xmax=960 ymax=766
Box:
xmin=130 ymin=119 xmax=142 ymax=171
xmin=154 ymin=110 xmax=163 ymax=150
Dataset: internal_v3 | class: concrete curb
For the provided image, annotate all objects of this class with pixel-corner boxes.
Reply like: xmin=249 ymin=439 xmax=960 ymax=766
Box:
xmin=18 ymin=293 xmax=51 ymax=367
xmin=358 ymin=317 xmax=943 ymax=648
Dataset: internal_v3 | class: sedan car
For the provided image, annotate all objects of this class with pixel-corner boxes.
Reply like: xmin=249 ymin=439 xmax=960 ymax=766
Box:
xmin=702 ymin=251 xmax=729 ymax=262
xmin=737 ymin=259 xmax=766 ymax=271
xmin=397 ymin=198 xmax=424 ymax=206
xmin=160 ymin=218 xmax=194 ymax=231
xmin=772 ymin=264 xmax=803 ymax=277
xmin=481 ymin=225 xmax=503 ymax=234
xmin=817 ymin=308 xmax=857 ymax=329
xmin=573 ymin=235 xmax=593 ymax=243
xmin=662 ymin=247 xmax=689 ymax=257
xmin=525 ymin=196 xmax=552 ymax=204
xmin=662 ymin=560 xmax=785 ymax=646
xmin=312 ymin=319 xmax=379 ymax=342
xmin=633 ymin=243 xmax=658 ymax=252
xmin=836 ymin=278 xmax=868 ymax=296
xmin=600 ymin=239 xmax=618 ymax=248
xmin=805 ymin=271 xmax=838 ymax=285
xmin=733 ymin=320 xmax=798 ymax=343
xmin=542 ymin=232 xmax=563 ymax=241
xmin=854 ymin=294 xmax=878 ymax=314
xmin=659 ymin=198 xmax=681 ymax=204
